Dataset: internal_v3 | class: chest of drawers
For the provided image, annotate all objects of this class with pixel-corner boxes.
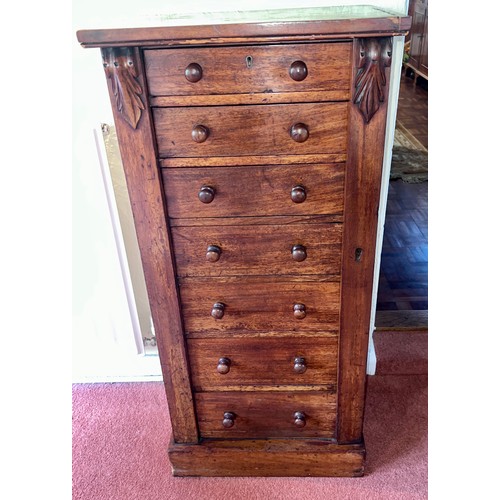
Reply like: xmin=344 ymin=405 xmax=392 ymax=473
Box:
xmin=77 ymin=6 xmax=410 ymax=477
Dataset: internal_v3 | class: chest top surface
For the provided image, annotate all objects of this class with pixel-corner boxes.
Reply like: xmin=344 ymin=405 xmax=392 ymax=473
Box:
xmin=77 ymin=5 xmax=410 ymax=47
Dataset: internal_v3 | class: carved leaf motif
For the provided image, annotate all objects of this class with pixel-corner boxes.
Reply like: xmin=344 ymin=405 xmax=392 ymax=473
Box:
xmin=102 ymin=48 xmax=145 ymax=129
xmin=353 ymin=38 xmax=392 ymax=123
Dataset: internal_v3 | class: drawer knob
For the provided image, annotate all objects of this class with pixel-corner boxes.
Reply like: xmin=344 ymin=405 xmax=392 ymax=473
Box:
xmin=206 ymin=245 xmax=221 ymax=262
xmin=217 ymin=357 xmax=231 ymax=374
xmin=222 ymin=412 xmax=236 ymax=428
xmin=290 ymin=185 xmax=307 ymax=203
xmin=293 ymin=303 xmax=307 ymax=320
xmin=294 ymin=411 xmax=307 ymax=427
xmin=290 ymin=123 xmax=309 ymax=143
xmin=211 ymin=302 xmax=225 ymax=320
xmin=192 ymin=124 xmax=209 ymax=143
xmin=291 ymin=244 xmax=307 ymax=262
xmin=289 ymin=61 xmax=308 ymax=81
xmin=198 ymin=185 xmax=215 ymax=204
xmin=294 ymin=356 xmax=307 ymax=374
xmin=185 ymin=63 xmax=203 ymax=83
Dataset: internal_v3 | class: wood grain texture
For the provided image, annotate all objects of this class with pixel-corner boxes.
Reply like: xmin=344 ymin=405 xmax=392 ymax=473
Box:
xmin=169 ymin=215 xmax=343 ymax=227
xmin=188 ymin=337 xmax=338 ymax=391
xmin=336 ymin=37 xmax=392 ymax=444
xmin=168 ymin=437 xmax=365 ymax=477
xmin=149 ymin=90 xmax=350 ymax=107
xmin=171 ymin=223 xmax=343 ymax=277
xmin=153 ymin=102 xmax=348 ymax=158
xmin=179 ymin=280 xmax=340 ymax=336
xmin=353 ymin=38 xmax=392 ymax=123
xmin=195 ymin=391 xmax=336 ymax=438
xmin=78 ymin=12 xmax=408 ymax=476
xmin=162 ymin=164 xmax=345 ymax=219
xmin=77 ymin=6 xmax=411 ymax=48
xmin=102 ymin=47 xmax=145 ymax=129
xmin=160 ymin=153 xmax=347 ymax=167
xmin=100 ymin=47 xmax=198 ymax=443
xmin=144 ymin=43 xmax=351 ymax=96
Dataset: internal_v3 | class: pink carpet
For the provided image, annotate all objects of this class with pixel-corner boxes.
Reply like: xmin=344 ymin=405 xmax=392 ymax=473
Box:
xmin=73 ymin=333 xmax=427 ymax=499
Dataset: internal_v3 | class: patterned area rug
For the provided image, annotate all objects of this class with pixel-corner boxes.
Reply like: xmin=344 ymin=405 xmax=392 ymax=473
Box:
xmin=391 ymin=122 xmax=428 ymax=183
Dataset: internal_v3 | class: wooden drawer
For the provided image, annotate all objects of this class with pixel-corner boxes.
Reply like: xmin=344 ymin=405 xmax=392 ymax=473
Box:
xmin=188 ymin=337 xmax=338 ymax=391
xmin=162 ymin=164 xmax=345 ymax=219
xmin=153 ymin=102 xmax=348 ymax=158
xmin=195 ymin=391 xmax=336 ymax=438
xmin=144 ymin=43 xmax=352 ymax=96
xmin=171 ymin=223 xmax=342 ymax=278
xmin=180 ymin=280 xmax=340 ymax=337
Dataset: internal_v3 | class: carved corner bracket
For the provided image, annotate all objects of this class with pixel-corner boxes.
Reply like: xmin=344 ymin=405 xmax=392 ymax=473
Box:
xmin=353 ymin=38 xmax=392 ymax=123
xmin=102 ymin=47 xmax=145 ymax=130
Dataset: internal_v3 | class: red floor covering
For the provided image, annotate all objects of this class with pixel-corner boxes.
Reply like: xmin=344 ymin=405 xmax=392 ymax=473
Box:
xmin=72 ymin=367 xmax=427 ymax=499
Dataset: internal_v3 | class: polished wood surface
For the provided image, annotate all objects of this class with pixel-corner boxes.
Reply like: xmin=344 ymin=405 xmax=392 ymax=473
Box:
xmin=162 ymin=164 xmax=345 ymax=219
xmin=195 ymin=391 xmax=336 ymax=438
xmin=168 ymin=437 xmax=365 ymax=477
xmin=78 ymin=10 xmax=408 ymax=476
xmin=179 ymin=280 xmax=340 ymax=336
xmin=144 ymin=43 xmax=351 ymax=96
xmin=160 ymin=153 xmax=347 ymax=167
xmin=337 ymin=37 xmax=392 ymax=444
xmin=188 ymin=337 xmax=338 ymax=391
xmin=171 ymin=223 xmax=342 ymax=277
xmin=77 ymin=5 xmax=411 ymax=48
xmin=407 ymin=0 xmax=428 ymax=79
xmin=153 ymin=102 xmax=348 ymax=158
xmin=99 ymin=47 xmax=198 ymax=443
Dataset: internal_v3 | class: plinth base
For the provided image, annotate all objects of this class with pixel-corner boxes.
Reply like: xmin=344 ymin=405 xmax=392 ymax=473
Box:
xmin=168 ymin=437 xmax=365 ymax=477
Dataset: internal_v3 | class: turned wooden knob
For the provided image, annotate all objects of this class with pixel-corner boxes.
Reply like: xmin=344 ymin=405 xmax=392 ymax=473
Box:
xmin=289 ymin=61 xmax=308 ymax=81
xmin=291 ymin=245 xmax=307 ymax=262
xmin=290 ymin=185 xmax=306 ymax=203
xmin=294 ymin=356 xmax=307 ymax=374
xmin=185 ymin=63 xmax=203 ymax=82
xmin=294 ymin=411 xmax=306 ymax=427
xmin=206 ymin=245 xmax=221 ymax=262
xmin=222 ymin=412 xmax=236 ymax=428
xmin=293 ymin=304 xmax=306 ymax=319
xmin=290 ymin=123 xmax=309 ymax=143
xmin=211 ymin=302 xmax=225 ymax=320
xmin=217 ymin=357 xmax=231 ymax=374
xmin=192 ymin=124 xmax=209 ymax=143
xmin=198 ymin=185 xmax=215 ymax=203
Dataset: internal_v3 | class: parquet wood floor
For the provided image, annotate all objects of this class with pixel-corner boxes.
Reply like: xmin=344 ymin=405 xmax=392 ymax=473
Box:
xmin=376 ymin=73 xmax=428 ymax=327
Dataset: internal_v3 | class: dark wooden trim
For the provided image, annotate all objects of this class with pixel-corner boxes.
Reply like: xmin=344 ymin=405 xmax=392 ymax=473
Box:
xmin=168 ymin=437 xmax=365 ymax=476
xmin=101 ymin=46 xmax=198 ymax=443
xmin=77 ymin=17 xmax=410 ymax=48
xmin=375 ymin=310 xmax=428 ymax=331
xmin=336 ymin=37 xmax=392 ymax=444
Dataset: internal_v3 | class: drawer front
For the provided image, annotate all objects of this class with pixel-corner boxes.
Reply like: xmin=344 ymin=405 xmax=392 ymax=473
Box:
xmin=163 ymin=164 xmax=345 ymax=219
xmin=153 ymin=102 xmax=348 ymax=157
xmin=196 ymin=391 xmax=336 ymax=438
xmin=171 ymin=223 xmax=342 ymax=277
xmin=144 ymin=43 xmax=352 ymax=96
xmin=180 ymin=280 xmax=340 ymax=336
xmin=188 ymin=337 xmax=338 ymax=390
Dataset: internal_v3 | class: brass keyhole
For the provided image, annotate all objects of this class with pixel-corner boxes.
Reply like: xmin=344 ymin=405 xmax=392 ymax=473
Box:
xmin=246 ymin=55 xmax=253 ymax=68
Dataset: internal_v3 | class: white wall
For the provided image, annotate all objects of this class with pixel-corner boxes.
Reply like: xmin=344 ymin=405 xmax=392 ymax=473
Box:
xmin=72 ymin=0 xmax=408 ymax=381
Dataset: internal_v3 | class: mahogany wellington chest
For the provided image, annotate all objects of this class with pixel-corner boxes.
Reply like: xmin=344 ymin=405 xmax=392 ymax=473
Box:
xmin=77 ymin=6 xmax=410 ymax=477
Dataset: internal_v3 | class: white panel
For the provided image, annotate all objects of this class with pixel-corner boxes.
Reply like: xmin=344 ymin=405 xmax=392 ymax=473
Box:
xmin=366 ymin=35 xmax=406 ymax=375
